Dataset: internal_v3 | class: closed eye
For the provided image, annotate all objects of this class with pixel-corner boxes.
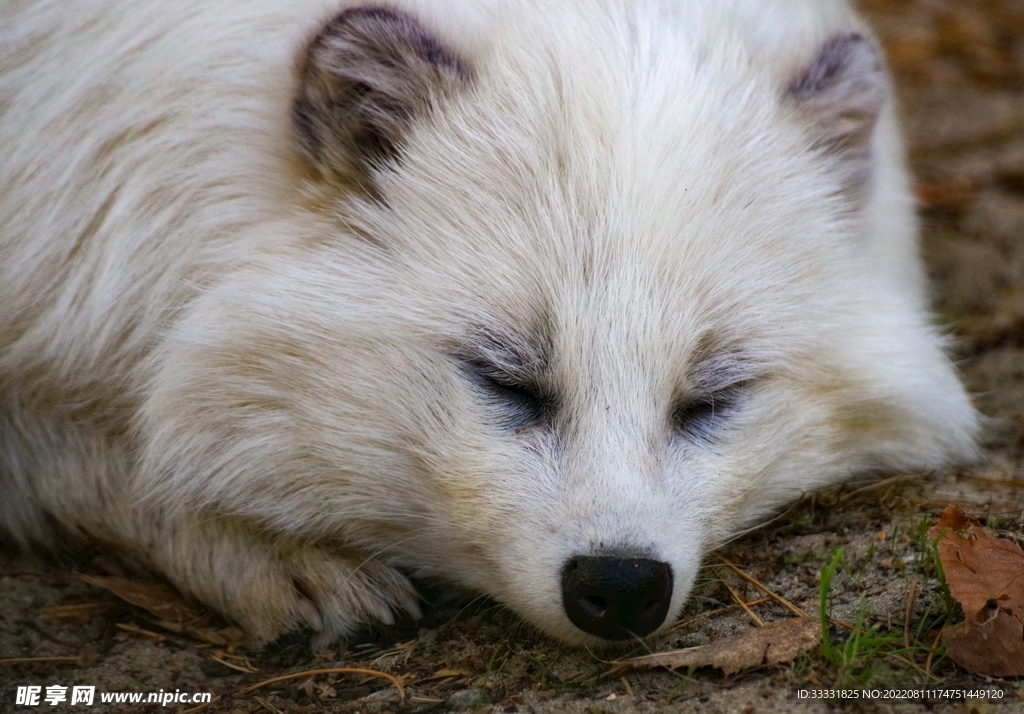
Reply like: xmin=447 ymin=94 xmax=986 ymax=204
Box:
xmin=463 ymin=359 xmax=553 ymax=429
xmin=672 ymin=384 xmax=744 ymax=441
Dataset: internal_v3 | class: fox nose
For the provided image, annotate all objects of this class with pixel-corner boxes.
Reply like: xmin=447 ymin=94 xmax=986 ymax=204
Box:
xmin=561 ymin=555 xmax=673 ymax=640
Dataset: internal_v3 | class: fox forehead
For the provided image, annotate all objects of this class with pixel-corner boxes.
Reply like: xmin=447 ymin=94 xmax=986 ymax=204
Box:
xmin=342 ymin=17 xmax=863 ymax=341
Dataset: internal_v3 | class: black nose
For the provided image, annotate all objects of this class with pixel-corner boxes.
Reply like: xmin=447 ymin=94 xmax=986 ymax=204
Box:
xmin=561 ymin=555 xmax=673 ymax=640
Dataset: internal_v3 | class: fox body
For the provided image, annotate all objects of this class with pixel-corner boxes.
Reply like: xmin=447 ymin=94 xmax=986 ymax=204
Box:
xmin=0 ymin=0 xmax=976 ymax=646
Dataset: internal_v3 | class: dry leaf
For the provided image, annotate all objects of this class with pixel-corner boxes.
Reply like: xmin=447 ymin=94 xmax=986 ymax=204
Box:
xmin=927 ymin=506 xmax=1024 ymax=677
xmin=75 ymin=574 xmax=245 ymax=647
xmin=77 ymin=575 xmax=206 ymax=624
xmin=115 ymin=622 xmax=167 ymax=642
xmin=615 ymin=617 xmax=820 ymax=676
xmin=941 ymin=611 xmax=1024 ymax=679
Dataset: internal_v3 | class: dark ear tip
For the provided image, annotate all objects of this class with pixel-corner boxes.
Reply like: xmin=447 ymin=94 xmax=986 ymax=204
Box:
xmin=305 ymin=5 xmax=470 ymax=83
xmin=786 ymin=31 xmax=884 ymax=101
xmin=312 ymin=6 xmax=411 ymax=44
xmin=785 ymin=31 xmax=888 ymax=204
xmin=293 ymin=5 xmax=469 ymax=187
xmin=308 ymin=6 xmax=417 ymax=61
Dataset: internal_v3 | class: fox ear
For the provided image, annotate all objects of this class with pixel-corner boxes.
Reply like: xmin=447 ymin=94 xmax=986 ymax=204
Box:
xmin=293 ymin=7 xmax=469 ymax=191
xmin=786 ymin=33 xmax=887 ymax=201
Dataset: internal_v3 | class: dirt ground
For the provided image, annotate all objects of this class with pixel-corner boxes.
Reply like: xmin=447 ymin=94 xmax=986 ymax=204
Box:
xmin=2 ymin=0 xmax=1024 ymax=712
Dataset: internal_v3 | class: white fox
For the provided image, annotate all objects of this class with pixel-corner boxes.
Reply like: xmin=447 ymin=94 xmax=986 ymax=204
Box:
xmin=0 ymin=0 xmax=977 ymax=647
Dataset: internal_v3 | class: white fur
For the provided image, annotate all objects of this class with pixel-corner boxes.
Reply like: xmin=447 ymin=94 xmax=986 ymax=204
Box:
xmin=0 ymin=0 xmax=977 ymax=646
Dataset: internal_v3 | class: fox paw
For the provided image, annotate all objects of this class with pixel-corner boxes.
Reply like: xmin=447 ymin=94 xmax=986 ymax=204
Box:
xmin=154 ymin=519 xmax=420 ymax=648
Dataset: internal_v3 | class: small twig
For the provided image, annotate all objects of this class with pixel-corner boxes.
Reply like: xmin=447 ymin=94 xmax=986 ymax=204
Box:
xmin=721 ymin=581 xmax=765 ymax=627
xmin=882 ymin=651 xmax=935 ymax=681
xmin=838 ymin=474 xmax=918 ymax=502
xmin=903 ymin=581 xmax=917 ymax=651
xmin=40 ymin=602 xmax=118 ymax=621
xmin=210 ymin=654 xmax=258 ymax=674
xmin=215 ymin=651 xmax=253 ymax=662
xmin=620 ymin=677 xmax=634 ymax=697
xmin=4 ymin=571 xmax=74 ymax=583
xmin=668 ymin=597 xmax=771 ymax=632
xmin=715 ymin=557 xmax=810 ymax=618
xmin=956 ymin=474 xmax=1024 ymax=489
xmin=925 ymin=630 xmax=943 ymax=677
xmin=115 ymin=623 xmax=166 ymax=642
xmin=238 ymin=667 xmax=406 ymax=701
xmin=0 ymin=656 xmax=81 ymax=666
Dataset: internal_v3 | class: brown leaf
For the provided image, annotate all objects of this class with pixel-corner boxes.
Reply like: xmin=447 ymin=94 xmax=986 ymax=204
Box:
xmin=77 ymin=575 xmax=206 ymax=624
xmin=74 ymin=572 xmax=224 ymax=646
xmin=929 ymin=504 xmax=972 ymax=534
xmin=941 ymin=610 xmax=1024 ymax=678
xmin=927 ymin=506 xmax=1024 ymax=677
xmin=616 ymin=617 xmax=820 ymax=676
